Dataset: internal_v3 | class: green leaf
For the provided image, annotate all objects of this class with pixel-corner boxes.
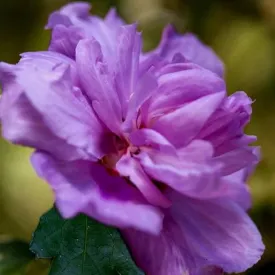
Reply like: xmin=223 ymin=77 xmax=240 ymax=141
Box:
xmin=30 ymin=207 xmax=144 ymax=275
xmin=0 ymin=240 xmax=34 ymax=275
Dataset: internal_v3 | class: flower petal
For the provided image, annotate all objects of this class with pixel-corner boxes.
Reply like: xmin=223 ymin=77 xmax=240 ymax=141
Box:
xmin=116 ymin=154 xmax=171 ymax=208
xmin=48 ymin=25 xmax=84 ymax=58
xmin=214 ymin=147 xmax=259 ymax=176
xmin=221 ymin=175 xmax=252 ymax=210
xmin=0 ymin=83 xmax=87 ymax=161
xmin=138 ymin=142 xmax=223 ymax=199
xmin=129 ymin=128 xmax=177 ymax=155
xmin=31 ymin=151 xmax=163 ymax=235
xmin=16 ymin=60 xmax=111 ymax=160
xmin=19 ymin=51 xmax=80 ymax=86
xmin=148 ymin=24 xmax=224 ymax=77
xmin=46 ymin=2 xmax=92 ymax=29
xmin=104 ymin=7 xmax=125 ymax=30
xmin=152 ymin=92 xmax=225 ymax=148
xmin=198 ymin=91 xmax=254 ymax=155
xmin=114 ymin=24 xmax=141 ymax=119
xmin=0 ymin=62 xmax=89 ymax=161
xmin=148 ymin=63 xmax=225 ymax=118
xmin=138 ymin=139 xmax=253 ymax=209
xmin=123 ymin=193 xmax=264 ymax=274
xmin=122 ymin=72 xmax=157 ymax=133
xmin=47 ymin=2 xmax=124 ymax=59
xmin=75 ymin=38 xmax=122 ymax=134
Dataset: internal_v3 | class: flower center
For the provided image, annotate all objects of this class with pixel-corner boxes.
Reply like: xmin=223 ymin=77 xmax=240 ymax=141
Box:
xmin=100 ymin=135 xmax=129 ymax=175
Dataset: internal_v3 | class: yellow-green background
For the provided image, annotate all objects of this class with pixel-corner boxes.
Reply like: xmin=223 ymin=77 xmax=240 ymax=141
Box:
xmin=1 ymin=0 xmax=275 ymax=274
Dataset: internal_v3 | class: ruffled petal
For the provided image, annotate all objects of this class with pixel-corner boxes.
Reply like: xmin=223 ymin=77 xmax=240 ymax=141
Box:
xmin=0 ymin=61 xmax=89 ymax=161
xmin=214 ymin=147 xmax=259 ymax=176
xmin=75 ymin=38 xmax=122 ymax=134
xmin=149 ymin=63 xmax=225 ymax=118
xmin=15 ymin=58 xmax=111 ymax=160
xmin=19 ymin=51 xmax=79 ymax=84
xmin=0 ymin=81 xmax=87 ymax=161
xmin=46 ymin=2 xmax=93 ymax=29
xmin=116 ymin=154 xmax=171 ymax=208
xmin=114 ymin=24 xmax=142 ymax=118
xmin=137 ymin=140 xmax=224 ymax=199
xmin=198 ymin=91 xmax=255 ymax=155
xmin=122 ymin=72 xmax=157 ymax=133
xmin=123 ymin=192 xmax=264 ymax=275
xmin=31 ymin=151 xmax=163 ymax=235
xmin=48 ymin=25 xmax=84 ymax=58
xmin=147 ymin=24 xmax=224 ymax=77
xmin=47 ymin=2 xmax=91 ymax=27
xmin=221 ymin=175 xmax=252 ymax=210
xmin=137 ymin=138 xmax=253 ymax=208
xmin=47 ymin=2 xmax=124 ymax=59
xmin=104 ymin=7 xmax=125 ymax=30
xmin=129 ymin=128 xmax=177 ymax=155
xmin=152 ymin=92 xmax=225 ymax=148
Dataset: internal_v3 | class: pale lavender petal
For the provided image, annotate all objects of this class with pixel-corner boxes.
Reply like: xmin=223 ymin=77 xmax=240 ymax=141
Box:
xmin=0 ymin=85 xmax=87 ymax=161
xmin=148 ymin=63 xmax=225 ymax=119
xmin=104 ymin=7 xmax=125 ymax=29
xmin=215 ymin=134 xmax=257 ymax=157
xmin=47 ymin=2 xmax=124 ymax=59
xmin=198 ymin=91 xmax=255 ymax=154
xmin=156 ymin=62 xmax=199 ymax=76
xmin=139 ymin=53 xmax=163 ymax=76
xmin=225 ymin=91 xmax=252 ymax=117
xmin=20 ymin=51 xmax=76 ymax=67
xmin=123 ymin=227 xmax=224 ymax=275
xmin=177 ymin=140 xmax=214 ymax=161
xmin=19 ymin=51 xmax=79 ymax=85
xmin=123 ymin=193 xmax=264 ymax=274
xmin=123 ymin=224 xmax=192 ymax=275
xmin=31 ymin=151 xmax=163 ymax=234
xmin=169 ymin=193 xmax=264 ymax=273
xmin=115 ymin=24 xmax=141 ymax=119
xmin=129 ymin=128 xmax=177 ymax=155
xmin=116 ymin=154 xmax=171 ymax=208
xmin=138 ymin=139 xmax=253 ymax=207
xmin=48 ymin=25 xmax=84 ymax=58
xmin=16 ymin=61 xmax=112 ymax=160
xmin=122 ymin=72 xmax=157 ymax=133
xmin=0 ymin=62 xmax=89 ymax=161
xmin=148 ymin=24 xmax=224 ymax=77
xmin=246 ymin=146 xmax=261 ymax=179
xmin=138 ymin=146 xmax=223 ymax=199
xmin=46 ymin=12 xmax=72 ymax=29
xmin=46 ymin=2 xmax=91 ymax=29
xmin=58 ymin=2 xmax=91 ymax=18
xmin=75 ymin=38 xmax=122 ymax=134
xmin=214 ymin=147 xmax=259 ymax=176
xmin=152 ymin=92 xmax=225 ymax=148
xmin=221 ymin=176 xmax=252 ymax=210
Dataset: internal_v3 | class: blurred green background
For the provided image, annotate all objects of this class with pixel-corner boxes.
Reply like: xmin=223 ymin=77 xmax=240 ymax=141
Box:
xmin=0 ymin=0 xmax=275 ymax=274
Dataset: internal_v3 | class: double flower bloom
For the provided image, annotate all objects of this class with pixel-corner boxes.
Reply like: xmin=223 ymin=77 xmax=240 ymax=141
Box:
xmin=0 ymin=2 xmax=264 ymax=275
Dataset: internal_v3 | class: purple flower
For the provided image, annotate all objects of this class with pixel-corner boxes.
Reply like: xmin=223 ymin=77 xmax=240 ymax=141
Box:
xmin=144 ymin=24 xmax=224 ymax=77
xmin=0 ymin=3 xmax=264 ymax=275
xmin=46 ymin=2 xmax=124 ymax=60
xmin=46 ymin=2 xmax=223 ymax=77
